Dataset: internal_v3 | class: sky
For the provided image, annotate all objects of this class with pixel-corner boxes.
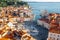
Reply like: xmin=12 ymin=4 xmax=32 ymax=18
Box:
xmin=22 ymin=0 xmax=60 ymax=2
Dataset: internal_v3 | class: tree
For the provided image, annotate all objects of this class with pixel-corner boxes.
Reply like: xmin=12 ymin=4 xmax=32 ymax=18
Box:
xmin=0 ymin=0 xmax=28 ymax=7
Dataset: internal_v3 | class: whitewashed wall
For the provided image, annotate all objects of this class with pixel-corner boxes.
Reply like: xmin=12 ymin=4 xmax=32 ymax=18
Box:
xmin=47 ymin=32 xmax=60 ymax=40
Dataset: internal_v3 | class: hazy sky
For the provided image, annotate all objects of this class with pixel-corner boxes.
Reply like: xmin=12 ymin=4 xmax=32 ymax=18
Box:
xmin=22 ymin=0 xmax=60 ymax=2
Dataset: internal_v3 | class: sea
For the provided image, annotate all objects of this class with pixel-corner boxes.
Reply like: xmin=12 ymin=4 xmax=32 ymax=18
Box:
xmin=25 ymin=2 xmax=60 ymax=40
xmin=28 ymin=2 xmax=60 ymax=20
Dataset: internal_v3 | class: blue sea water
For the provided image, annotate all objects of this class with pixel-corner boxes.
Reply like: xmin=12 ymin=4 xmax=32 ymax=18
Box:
xmin=28 ymin=2 xmax=60 ymax=20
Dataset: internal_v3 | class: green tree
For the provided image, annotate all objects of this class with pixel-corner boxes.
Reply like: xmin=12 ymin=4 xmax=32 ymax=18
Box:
xmin=0 ymin=0 xmax=28 ymax=7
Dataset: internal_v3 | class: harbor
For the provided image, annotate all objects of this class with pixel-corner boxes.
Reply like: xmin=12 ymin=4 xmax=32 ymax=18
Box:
xmin=0 ymin=0 xmax=60 ymax=40
xmin=0 ymin=5 xmax=48 ymax=40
